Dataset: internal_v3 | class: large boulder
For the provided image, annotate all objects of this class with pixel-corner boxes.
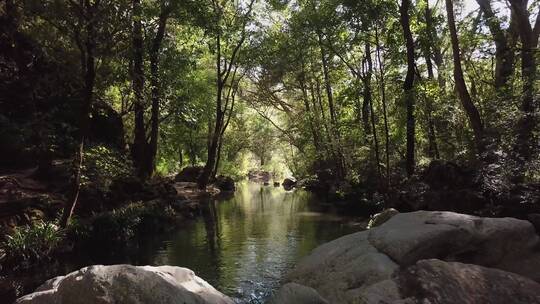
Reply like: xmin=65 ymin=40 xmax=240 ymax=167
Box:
xmin=215 ymin=175 xmax=235 ymax=192
xmin=287 ymin=229 xmax=399 ymax=303
xmin=175 ymin=166 xmax=204 ymax=183
xmin=16 ymin=265 xmax=233 ymax=304
xmin=276 ymin=211 xmax=540 ymax=304
xmin=368 ymin=211 xmax=539 ymax=268
xmin=398 ymin=259 xmax=540 ymax=304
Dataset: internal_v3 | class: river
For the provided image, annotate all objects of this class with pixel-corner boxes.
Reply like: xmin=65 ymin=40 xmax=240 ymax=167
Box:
xmin=3 ymin=181 xmax=362 ymax=303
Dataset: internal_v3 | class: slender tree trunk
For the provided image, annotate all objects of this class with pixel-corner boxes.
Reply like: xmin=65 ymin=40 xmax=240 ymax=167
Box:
xmin=146 ymin=7 xmax=171 ymax=178
xmin=131 ymin=0 xmax=147 ymax=179
xmin=300 ymin=71 xmax=321 ymax=151
xmin=425 ymin=4 xmax=446 ymax=89
xmin=364 ymin=43 xmax=381 ymax=177
xmin=446 ymin=0 xmax=485 ymax=153
xmin=60 ymin=0 xmax=97 ymax=228
xmin=375 ymin=27 xmax=390 ymax=185
xmin=509 ymin=0 xmax=539 ymax=164
xmin=199 ymin=34 xmax=223 ymax=188
xmin=421 ymin=29 xmax=439 ymax=158
xmin=400 ymin=0 xmax=416 ymax=177
xmin=317 ymin=31 xmax=345 ymax=179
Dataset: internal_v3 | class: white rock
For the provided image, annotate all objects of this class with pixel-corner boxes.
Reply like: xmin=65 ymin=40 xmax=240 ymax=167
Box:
xmin=16 ymin=265 xmax=234 ymax=304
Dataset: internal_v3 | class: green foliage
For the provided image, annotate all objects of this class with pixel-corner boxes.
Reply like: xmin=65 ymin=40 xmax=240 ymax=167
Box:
xmin=69 ymin=201 xmax=178 ymax=246
xmin=81 ymin=145 xmax=134 ymax=190
xmin=2 ymin=221 xmax=63 ymax=266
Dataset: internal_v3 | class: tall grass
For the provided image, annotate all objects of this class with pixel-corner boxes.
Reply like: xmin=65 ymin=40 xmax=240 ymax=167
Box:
xmin=2 ymin=221 xmax=63 ymax=267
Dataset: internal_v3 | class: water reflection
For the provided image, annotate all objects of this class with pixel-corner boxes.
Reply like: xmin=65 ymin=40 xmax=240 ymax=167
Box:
xmin=155 ymin=181 xmax=359 ymax=303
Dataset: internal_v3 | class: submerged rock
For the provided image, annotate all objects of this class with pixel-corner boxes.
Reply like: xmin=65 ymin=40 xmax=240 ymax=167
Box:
xmin=274 ymin=211 xmax=540 ymax=304
xmin=16 ymin=265 xmax=234 ymax=304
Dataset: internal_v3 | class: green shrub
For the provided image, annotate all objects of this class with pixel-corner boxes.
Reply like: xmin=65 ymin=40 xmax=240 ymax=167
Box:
xmin=69 ymin=201 xmax=178 ymax=248
xmin=81 ymin=145 xmax=134 ymax=191
xmin=2 ymin=221 xmax=63 ymax=267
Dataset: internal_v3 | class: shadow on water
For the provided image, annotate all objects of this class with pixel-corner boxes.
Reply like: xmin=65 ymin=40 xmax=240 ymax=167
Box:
xmin=2 ymin=181 xmax=363 ymax=303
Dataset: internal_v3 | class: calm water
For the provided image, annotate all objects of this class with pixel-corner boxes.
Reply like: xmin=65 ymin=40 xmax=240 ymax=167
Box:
xmin=3 ymin=181 xmax=361 ymax=303
xmin=154 ymin=181 xmax=360 ymax=302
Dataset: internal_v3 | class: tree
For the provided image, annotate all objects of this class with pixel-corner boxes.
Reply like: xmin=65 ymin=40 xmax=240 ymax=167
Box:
xmin=198 ymin=0 xmax=255 ymax=188
xmin=476 ymin=0 xmax=518 ymax=91
xmin=131 ymin=0 xmax=174 ymax=179
xmin=60 ymin=0 xmax=100 ymax=228
xmin=509 ymin=0 xmax=539 ymax=166
xmin=399 ymin=0 xmax=416 ymax=176
xmin=446 ymin=0 xmax=485 ymax=154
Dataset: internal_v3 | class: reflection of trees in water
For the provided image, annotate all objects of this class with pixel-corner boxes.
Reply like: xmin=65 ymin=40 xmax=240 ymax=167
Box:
xmin=201 ymin=199 xmax=221 ymax=257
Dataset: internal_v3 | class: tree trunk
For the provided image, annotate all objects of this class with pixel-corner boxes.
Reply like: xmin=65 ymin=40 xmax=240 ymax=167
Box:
xmin=421 ymin=9 xmax=440 ymax=159
xmin=131 ymin=0 xmax=147 ymax=179
xmin=425 ymin=4 xmax=446 ymax=89
xmin=446 ymin=0 xmax=485 ymax=153
xmin=147 ymin=6 xmax=171 ymax=178
xmin=317 ymin=31 xmax=345 ymax=179
xmin=364 ymin=42 xmax=381 ymax=177
xmin=375 ymin=27 xmax=391 ymax=185
xmin=476 ymin=0 xmax=517 ymax=90
xmin=199 ymin=33 xmax=224 ymax=188
xmin=60 ymin=0 xmax=96 ymax=228
xmin=400 ymin=0 xmax=416 ymax=177
xmin=300 ymin=70 xmax=321 ymax=151
xmin=509 ymin=0 xmax=539 ymax=164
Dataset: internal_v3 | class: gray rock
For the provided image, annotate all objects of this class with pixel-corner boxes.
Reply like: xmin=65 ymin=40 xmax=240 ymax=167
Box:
xmin=528 ymin=213 xmax=540 ymax=233
xmin=16 ymin=265 xmax=234 ymax=304
xmin=398 ymin=259 xmax=540 ymax=304
xmin=288 ymin=231 xmax=398 ymax=303
xmin=368 ymin=211 xmax=539 ymax=267
xmin=283 ymin=211 xmax=540 ymax=304
xmin=269 ymin=283 xmax=328 ymax=304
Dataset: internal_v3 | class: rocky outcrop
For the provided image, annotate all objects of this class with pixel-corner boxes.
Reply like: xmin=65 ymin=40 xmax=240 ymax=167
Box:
xmin=16 ymin=265 xmax=234 ymax=304
xmin=175 ymin=166 xmax=204 ymax=182
xmin=273 ymin=211 xmax=540 ymax=304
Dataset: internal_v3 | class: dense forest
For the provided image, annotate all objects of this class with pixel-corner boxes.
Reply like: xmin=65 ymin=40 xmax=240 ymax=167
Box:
xmin=1 ymin=0 xmax=540 ymax=302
